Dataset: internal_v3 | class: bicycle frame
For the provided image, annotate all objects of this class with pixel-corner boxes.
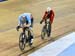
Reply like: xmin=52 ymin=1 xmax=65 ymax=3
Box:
xmin=19 ymin=27 xmax=32 ymax=51
xmin=41 ymin=19 xmax=51 ymax=39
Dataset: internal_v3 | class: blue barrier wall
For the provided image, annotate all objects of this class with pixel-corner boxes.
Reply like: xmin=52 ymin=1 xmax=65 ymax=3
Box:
xmin=0 ymin=0 xmax=7 ymax=2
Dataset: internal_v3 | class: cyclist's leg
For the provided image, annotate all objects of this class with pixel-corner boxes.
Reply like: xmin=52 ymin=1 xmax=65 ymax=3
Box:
xmin=21 ymin=24 xmax=28 ymax=41
xmin=30 ymin=18 xmax=34 ymax=27
xmin=20 ymin=23 xmax=25 ymax=33
xmin=28 ymin=27 xmax=34 ymax=45
xmin=30 ymin=18 xmax=34 ymax=40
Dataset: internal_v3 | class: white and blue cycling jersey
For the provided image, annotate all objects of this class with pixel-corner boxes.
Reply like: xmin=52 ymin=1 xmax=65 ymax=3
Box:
xmin=18 ymin=13 xmax=31 ymax=26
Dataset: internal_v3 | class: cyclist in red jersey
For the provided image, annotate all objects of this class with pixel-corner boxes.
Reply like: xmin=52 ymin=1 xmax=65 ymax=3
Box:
xmin=40 ymin=7 xmax=55 ymax=37
xmin=40 ymin=7 xmax=55 ymax=24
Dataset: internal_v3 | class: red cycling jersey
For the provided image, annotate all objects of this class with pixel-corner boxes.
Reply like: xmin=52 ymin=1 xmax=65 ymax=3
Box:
xmin=42 ymin=10 xmax=55 ymax=24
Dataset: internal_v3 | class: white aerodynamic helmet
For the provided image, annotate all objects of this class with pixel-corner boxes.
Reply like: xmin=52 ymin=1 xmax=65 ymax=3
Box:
xmin=47 ymin=7 xmax=51 ymax=12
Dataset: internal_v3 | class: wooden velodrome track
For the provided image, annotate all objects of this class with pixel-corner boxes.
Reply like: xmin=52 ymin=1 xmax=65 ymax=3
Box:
xmin=0 ymin=0 xmax=75 ymax=56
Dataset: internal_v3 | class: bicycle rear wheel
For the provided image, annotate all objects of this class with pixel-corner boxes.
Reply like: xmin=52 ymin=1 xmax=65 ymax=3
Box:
xmin=47 ymin=23 xmax=51 ymax=37
xmin=19 ymin=33 xmax=26 ymax=51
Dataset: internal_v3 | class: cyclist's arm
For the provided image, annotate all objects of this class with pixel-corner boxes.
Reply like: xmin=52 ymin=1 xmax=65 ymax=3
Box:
xmin=16 ymin=17 xmax=22 ymax=31
xmin=18 ymin=17 xmax=21 ymax=26
xmin=42 ymin=11 xmax=48 ymax=21
xmin=50 ymin=10 xmax=55 ymax=24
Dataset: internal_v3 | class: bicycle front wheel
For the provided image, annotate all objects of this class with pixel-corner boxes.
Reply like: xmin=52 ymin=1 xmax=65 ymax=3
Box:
xmin=19 ymin=33 xmax=26 ymax=51
xmin=41 ymin=26 xmax=46 ymax=40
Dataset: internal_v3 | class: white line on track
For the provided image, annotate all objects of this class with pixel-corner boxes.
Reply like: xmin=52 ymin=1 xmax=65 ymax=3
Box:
xmin=28 ymin=32 xmax=75 ymax=56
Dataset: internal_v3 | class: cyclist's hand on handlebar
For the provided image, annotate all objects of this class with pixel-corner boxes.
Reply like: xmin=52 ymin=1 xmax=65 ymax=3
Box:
xmin=24 ymin=26 xmax=29 ymax=28
xmin=16 ymin=26 xmax=20 ymax=31
xmin=40 ymin=20 xmax=43 ymax=24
